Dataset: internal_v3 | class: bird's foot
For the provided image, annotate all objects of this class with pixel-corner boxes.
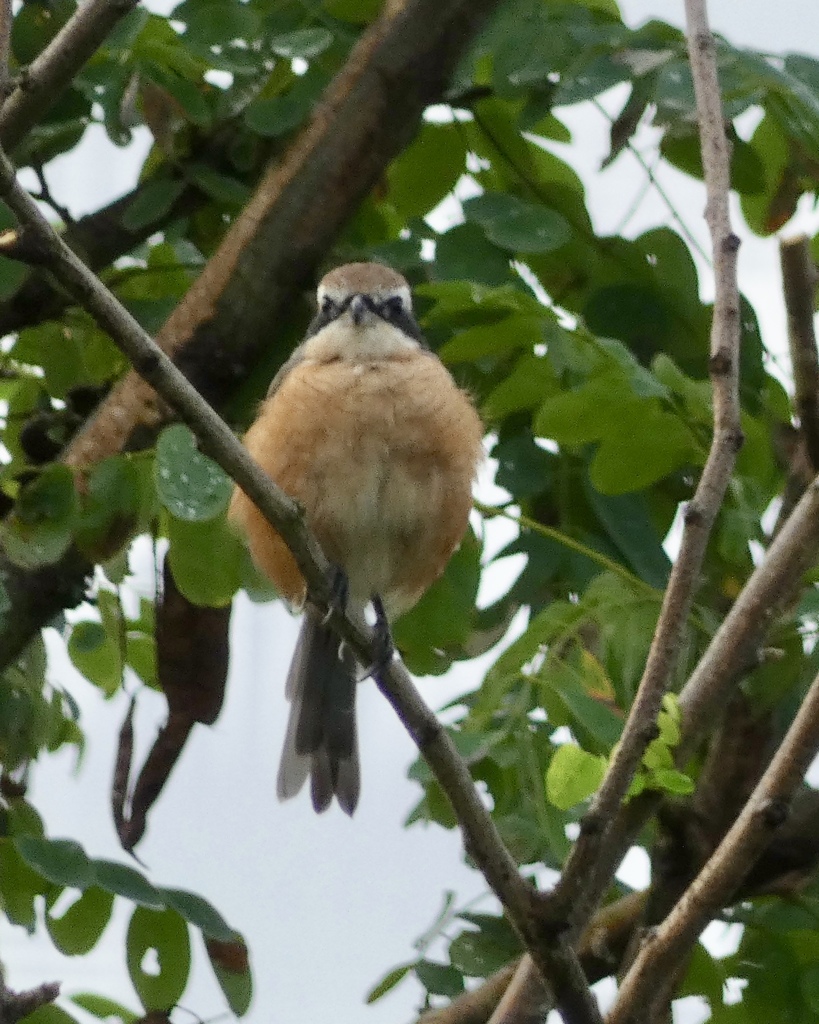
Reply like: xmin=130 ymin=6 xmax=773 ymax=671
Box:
xmin=321 ymin=565 xmax=349 ymax=625
xmin=368 ymin=594 xmax=395 ymax=681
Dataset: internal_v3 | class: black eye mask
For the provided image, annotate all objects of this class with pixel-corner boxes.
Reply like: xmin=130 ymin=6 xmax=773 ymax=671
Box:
xmin=306 ymin=293 xmax=426 ymax=345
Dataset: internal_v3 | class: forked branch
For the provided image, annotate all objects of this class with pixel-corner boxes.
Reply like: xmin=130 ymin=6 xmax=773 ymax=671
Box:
xmin=609 ymin=665 xmax=819 ymax=1023
xmin=540 ymin=0 xmax=743 ymax=938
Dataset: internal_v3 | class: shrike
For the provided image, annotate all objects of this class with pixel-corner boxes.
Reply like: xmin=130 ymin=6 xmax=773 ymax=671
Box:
xmin=229 ymin=262 xmax=483 ymax=814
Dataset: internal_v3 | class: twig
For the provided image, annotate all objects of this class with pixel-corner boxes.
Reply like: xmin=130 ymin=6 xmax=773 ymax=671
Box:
xmin=0 ymin=0 xmax=11 ymax=102
xmin=592 ymin=98 xmax=711 ymax=264
xmin=487 ymin=957 xmax=551 ymax=1024
xmin=781 ymin=234 xmax=819 ymax=468
xmin=0 ymin=143 xmax=603 ymax=1024
xmin=0 ymin=0 xmax=141 ymax=152
xmin=608 ymin=664 xmax=819 ymax=1023
xmin=0 ymin=964 xmax=60 ymax=1024
xmin=32 ymin=163 xmax=74 ymax=226
xmin=540 ymin=0 xmax=742 ymax=936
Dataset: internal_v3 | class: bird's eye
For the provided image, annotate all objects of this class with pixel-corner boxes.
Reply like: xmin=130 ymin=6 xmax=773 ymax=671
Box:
xmin=321 ymin=296 xmax=337 ymax=315
xmin=380 ymin=296 xmax=404 ymax=320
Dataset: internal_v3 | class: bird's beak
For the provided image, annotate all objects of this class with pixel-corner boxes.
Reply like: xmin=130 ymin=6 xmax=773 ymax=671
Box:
xmin=349 ymin=294 xmax=368 ymax=326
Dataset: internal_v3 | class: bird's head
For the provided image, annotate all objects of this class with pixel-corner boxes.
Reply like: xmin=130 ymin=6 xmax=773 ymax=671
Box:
xmin=307 ymin=262 xmax=424 ymax=346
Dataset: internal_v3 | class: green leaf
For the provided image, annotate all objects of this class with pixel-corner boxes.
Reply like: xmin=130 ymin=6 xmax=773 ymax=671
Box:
xmin=126 ymin=906 xmax=191 ymax=1011
xmin=16 ymin=836 xmax=94 ymax=889
xmin=649 ymin=768 xmax=694 ymax=796
xmin=433 ymin=222 xmax=512 ymax=286
xmin=93 ymin=859 xmax=165 ymax=909
xmin=187 ymin=164 xmax=251 ymax=207
xmin=439 ymin=314 xmax=545 ymax=364
xmin=323 ymin=0 xmax=381 ymax=21
xmin=155 ymin=424 xmax=232 ymax=521
xmin=802 ymin=964 xmax=819 ymax=1013
xmin=141 ymin=61 xmax=212 ymax=127
xmin=535 ymin=373 xmax=642 ymax=446
xmin=0 ymin=838 xmax=50 ymax=930
xmin=415 ymin=960 xmax=465 ymax=997
xmin=121 ymin=178 xmax=186 ymax=231
xmin=16 ymin=1008 xmax=79 ymax=1024
xmin=483 ymin=352 xmax=559 ymax=420
xmin=158 ymin=887 xmax=235 ymax=942
xmin=69 ymin=995 xmax=138 ymax=1024
xmin=167 ymin=512 xmax=244 ymax=606
xmin=68 ymin=621 xmax=122 ymax=697
xmin=448 ymin=923 xmax=519 ymax=978
xmin=584 ymin=483 xmax=671 ymax=588
xmin=544 ymin=668 xmax=623 ymax=750
xmin=2 ymin=464 xmax=80 ymax=569
xmin=206 ymin=936 xmax=253 ymax=1016
xmin=464 ymin=193 xmax=571 ymax=253
xmin=545 ymin=744 xmax=606 ymax=810
xmin=554 ymin=53 xmax=632 ymax=106
xmin=75 ymin=455 xmax=143 ymax=561
xmin=172 ymin=1 xmax=261 ymax=46
xmin=393 ymin=531 xmax=481 ymax=673
xmin=590 ymin=406 xmax=698 ymax=494
xmin=244 ymin=93 xmax=309 ymax=137
xmin=388 ymin=123 xmax=466 ymax=219
xmin=365 ymin=963 xmax=413 ymax=1004
xmin=270 ymin=28 xmax=334 ymax=59
xmin=47 ymin=886 xmax=115 ymax=955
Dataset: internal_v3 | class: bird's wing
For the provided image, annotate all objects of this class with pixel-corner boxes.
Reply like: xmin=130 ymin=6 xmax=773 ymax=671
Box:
xmin=266 ymin=343 xmax=307 ymax=399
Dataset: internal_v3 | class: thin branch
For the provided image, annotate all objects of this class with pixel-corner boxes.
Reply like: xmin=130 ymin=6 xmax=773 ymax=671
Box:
xmin=591 ymin=98 xmax=711 ymax=264
xmin=781 ymin=234 xmax=819 ymax=468
xmin=677 ymin=474 xmax=819 ymax=753
xmin=32 ymin=162 xmax=74 ymax=225
xmin=0 ymin=0 xmax=141 ymax=152
xmin=419 ymin=892 xmax=649 ymax=1024
xmin=608 ymin=664 xmax=819 ymax=1024
xmin=0 ymin=965 xmax=60 ymax=1024
xmin=0 ymin=141 xmax=603 ymax=1024
xmin=540 ymin=0 xmax=742 ymax=935
xmin=0 ymin=0 xmax=11 ymax=102
xmin=487 ymin=957 xmax=552 ymax=1024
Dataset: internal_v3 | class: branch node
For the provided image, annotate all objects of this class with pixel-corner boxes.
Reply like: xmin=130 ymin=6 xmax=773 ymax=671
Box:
xmin=0 ymin=223 xmax=53 ymax=265
xmin=579 ymin=809 xmax=605 ymax=837
xmin=708 ymin=348 xmax=733 ymax=376
xmin=134 ymin=351 xmax=161 ymax=378
xmin=682 ymin=502 xmax=705 ymax=528
xmin=760 ymin=796 xmax=789 ymax=829
xmin=722 ymin=232 xmax=741 ymax=255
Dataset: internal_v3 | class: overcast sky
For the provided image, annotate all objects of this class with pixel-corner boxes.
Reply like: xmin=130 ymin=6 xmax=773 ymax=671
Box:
xmin=4 ymin=4 xmax=819 ymax=1024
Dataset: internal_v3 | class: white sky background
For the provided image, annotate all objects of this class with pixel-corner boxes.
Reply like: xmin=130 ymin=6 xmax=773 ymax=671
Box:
xmin=4 ymin=3 xmax=819 ymax=1024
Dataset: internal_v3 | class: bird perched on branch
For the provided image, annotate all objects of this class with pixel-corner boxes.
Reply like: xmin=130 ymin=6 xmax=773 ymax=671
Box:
xmin=229 ymin=262 xmax=483 ymax=815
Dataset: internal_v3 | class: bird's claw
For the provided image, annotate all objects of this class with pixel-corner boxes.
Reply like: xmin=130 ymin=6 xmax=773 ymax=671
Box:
xmin=321 ymin=565 xmax=349 ymax=625
xmin=367 ymin=594 xmax=395 ymax=681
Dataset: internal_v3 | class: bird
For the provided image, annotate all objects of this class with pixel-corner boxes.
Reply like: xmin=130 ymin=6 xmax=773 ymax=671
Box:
xmin=228 ymin=262 xmax=484 ymax=815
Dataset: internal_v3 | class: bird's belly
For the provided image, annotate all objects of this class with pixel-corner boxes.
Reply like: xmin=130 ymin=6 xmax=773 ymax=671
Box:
xmin=308 ymin=431 xmax=441 ymax=611
xmin=232 ymin=354 xmax=482 ymax=614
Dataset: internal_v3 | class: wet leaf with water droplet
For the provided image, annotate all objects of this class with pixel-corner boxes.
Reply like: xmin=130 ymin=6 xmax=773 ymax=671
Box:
xmin=154 ymin=425 xmax=232 ymax=522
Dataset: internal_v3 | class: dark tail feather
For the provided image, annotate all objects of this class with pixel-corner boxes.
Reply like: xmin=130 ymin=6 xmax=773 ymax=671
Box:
xmin=276 ymin=611 xmax=360 ymax=814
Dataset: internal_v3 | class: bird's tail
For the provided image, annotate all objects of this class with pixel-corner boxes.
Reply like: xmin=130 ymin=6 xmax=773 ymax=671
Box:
xmin=276 ymin=609 xmax=360 ymax=814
